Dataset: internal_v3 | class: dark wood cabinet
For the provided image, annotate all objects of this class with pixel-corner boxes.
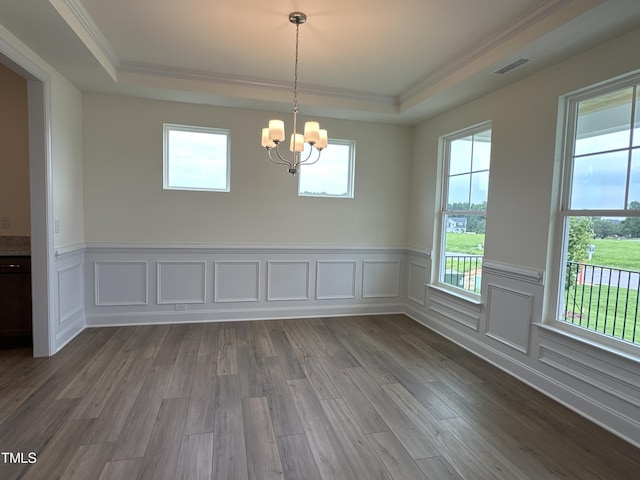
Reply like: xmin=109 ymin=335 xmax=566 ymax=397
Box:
xmin=0 ymin=256 xmax=32 ymax=347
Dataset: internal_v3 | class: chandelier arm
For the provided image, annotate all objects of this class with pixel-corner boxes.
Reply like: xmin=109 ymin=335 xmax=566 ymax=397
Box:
xmin=298 ymin=148 xmax=322 ymax=167
xmin=270 ymin=144 xmax=293 ymax=168
xmin=295 ymin=145 xmax=316 ymax=167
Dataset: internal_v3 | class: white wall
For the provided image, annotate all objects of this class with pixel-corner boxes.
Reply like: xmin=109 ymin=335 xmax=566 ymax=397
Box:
xmin=51 ymin=74 xmax=84 ymax=249
xmin=407 ymin=25 xmax=640 ymax=447
xmin=82 ymin=94 xmax=412 ymax=247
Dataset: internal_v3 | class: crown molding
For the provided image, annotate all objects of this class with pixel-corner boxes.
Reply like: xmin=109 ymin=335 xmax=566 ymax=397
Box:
xmin=400 ymin=0 xmax=573 ymax=102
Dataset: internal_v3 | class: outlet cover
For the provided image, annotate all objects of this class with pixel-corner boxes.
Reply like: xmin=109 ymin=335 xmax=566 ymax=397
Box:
xmin=175 ymin=303 xmax=187 ymax=311
xmin=0 ymin=217 xmax=10 ymax=229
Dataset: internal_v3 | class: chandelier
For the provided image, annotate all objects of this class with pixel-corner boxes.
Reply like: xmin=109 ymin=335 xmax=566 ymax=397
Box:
xmin=260 ymin=12 xmax=327 ymax=175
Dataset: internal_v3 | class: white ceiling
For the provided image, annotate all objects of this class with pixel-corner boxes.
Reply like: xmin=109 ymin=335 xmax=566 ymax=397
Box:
xmin=2 ymin=0 xmax=640 ymax=124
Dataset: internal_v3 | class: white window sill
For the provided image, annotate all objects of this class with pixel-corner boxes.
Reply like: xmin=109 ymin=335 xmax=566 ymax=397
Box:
xmin=427 ymin=283 xmax=483 ymax=307
xmin=534 ymin=322 xmax=640 ymax=365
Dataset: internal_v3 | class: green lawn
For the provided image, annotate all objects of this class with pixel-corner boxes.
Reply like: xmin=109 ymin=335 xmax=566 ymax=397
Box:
xmin=565 ymin=284 xmax=639 ymax=344
xmin=445 ymin=233 xmax=485 ymax=255
xmin=589 ymin=238 xmax=640 ymax=271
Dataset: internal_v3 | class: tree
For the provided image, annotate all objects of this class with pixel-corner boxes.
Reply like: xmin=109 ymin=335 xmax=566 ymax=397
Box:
xmin=565 ymin=217 xmax=594 ymax=296
xmin=621 ymin=201 xmax=640 ymax=238
xmin=591 ymin=217 xmax=621 ymax=238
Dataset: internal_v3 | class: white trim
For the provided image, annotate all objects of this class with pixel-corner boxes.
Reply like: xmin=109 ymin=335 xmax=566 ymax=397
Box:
xmin=213 ymin=260 xmax=260 ymax=303
xmin=485 ymin=283 xmax=533 ymax=354
xmin=316 ymin=260 xmax=357 ymax=300
xmin=156 ymin=261 xmax=207 ymax=304
xmin=94 ymin=261 xmax=149 ymax=306
xmin=57 ymin=263 xmax=84 ymax=324
xmin=266 ymin=261 xmax=311 ymax=301
xmin=163 ymin=123 xmax=231 ymax=192
xmin=483 ymin=259 xmax=544 ymax=285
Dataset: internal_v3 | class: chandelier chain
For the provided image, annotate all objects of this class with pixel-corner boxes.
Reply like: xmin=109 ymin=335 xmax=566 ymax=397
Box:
xmin=293 ymin=22 xmax=300 ymax=114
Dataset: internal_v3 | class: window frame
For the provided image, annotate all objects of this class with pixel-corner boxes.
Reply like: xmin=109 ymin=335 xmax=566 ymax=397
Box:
xmin=163 ymin=123 xmax=231 ymax=192
xmin=436 ymin=121 xmax=492 ymax=299
xmin=297 ymin=138 xmax=356 ymax=198
xmin=551 ymin=70 xmax=640 ymax=352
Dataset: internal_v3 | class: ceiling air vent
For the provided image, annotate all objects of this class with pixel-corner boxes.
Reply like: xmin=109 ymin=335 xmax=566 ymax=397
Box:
xmin=493 ymin=58 xmax=530 ymax=75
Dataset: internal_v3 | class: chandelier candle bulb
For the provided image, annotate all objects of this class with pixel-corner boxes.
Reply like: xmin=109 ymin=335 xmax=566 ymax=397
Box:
xmin=261 ymin=128 xmax=276 ymax=148
xmin=317 ymin=129 xmax=328 ymax=149
xmin=290 ymin=133 xmax=304 ymax=152
xmin=268 ymin=120 xmax=285 ymax=143
xmin=304 ymin=121 xmax=320 ymax=144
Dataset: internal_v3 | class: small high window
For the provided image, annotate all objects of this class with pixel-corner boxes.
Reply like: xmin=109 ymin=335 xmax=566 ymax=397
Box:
xmin=163 ymin=124 xmax=230 ymax=192
xmin=298 ymin=139 xmax=355 ymax=198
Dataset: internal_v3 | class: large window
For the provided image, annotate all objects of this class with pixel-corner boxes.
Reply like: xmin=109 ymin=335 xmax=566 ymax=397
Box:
xmin=557 ymin=75 xmax=640 ymax=347
xmin=438 ymin=124 xmax=492 ymax=295
xmin=163 ymin=124 xmax=230 ymax=192
xmin=298 ymin=139 xmax=355 ymax=198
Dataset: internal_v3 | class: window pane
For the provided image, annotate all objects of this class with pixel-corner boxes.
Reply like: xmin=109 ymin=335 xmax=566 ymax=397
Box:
xmin=447 ymin=174 xmax=470 ymax=210
xmin=166 ymin=127 xmax=229 ymax=191
xmin=298 ymin=140 xmax=354 ymax=197
xmin=442 ymin=214 xmax=485 ymax=293
xmin=571 ymin=151 xmax=628 ymax=209
xmin=470 ymin=171 xmax=490 ymax=207
xmin=472 ymin=130 xmax=492 ymax=171
xmin=575 ymin=88 xmax=633 ymax=156
xmin=449 ymin=137 xmax=472 ymax=175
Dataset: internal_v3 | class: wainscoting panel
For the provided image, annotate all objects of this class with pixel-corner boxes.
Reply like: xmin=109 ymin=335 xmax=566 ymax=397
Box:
xmin=408 ymin=262 xmax=428 ymax=306
xmin=427 ymin=286 xmax=481 ymax=331
xmin=157 ymin=261 xmax=206 ymax=304
xmin=485 ymin=283 xmax=533 ymax=354
xmin=58 ymin=263 xmax=83 ymax=326
xmin=362 ymin=261 xmax=401 ymax=298
xmin=267 ymin=261 xmax=310 ymax=301
xmin=54 ymin=246 xmax=86 ymax=352
xmin=316 ymin=261 xmax=357 ymax=300
xmin=94 ymin=261 xmax=148 ymax=306
xmin=214 ymin=261 xmax=260 ymax=303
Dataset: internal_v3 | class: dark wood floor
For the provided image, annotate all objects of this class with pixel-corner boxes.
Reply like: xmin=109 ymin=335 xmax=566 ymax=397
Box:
xmin=0 ymin=315 xmax=638 ymax=479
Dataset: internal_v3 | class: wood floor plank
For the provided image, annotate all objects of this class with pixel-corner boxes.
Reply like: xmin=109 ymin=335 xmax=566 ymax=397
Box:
xmin=345 ymin=368 xmax=441 ymax=459
xmin=112 ymin=365 xmax=172 ymax=460
xmin=415 ymin=456 xmax=464 ymax=480
xmin=260 ymin=357 xmax=304 ymax=437
xmin=175 ymin=433 xmax=214 ymax=480
xmin=216 ymin=327 xmax=238 ymax=375
xmin=250 ymin=321 xmax=277 ymax=358
xmin=184 ymin=354 xmax=217 ymax=435
xmin=319 ymin=397 xmax=393 ymax=480
xmin=60 ymin=443 xmax=117 ymax=480
xmin=198 ymin=322 xmax=220 ymax=357
xmin=302 ymin=355 xmax=340 ymax=400
xmin=98 ymin=459 xmax=142 ymax=480
xmin=237 ymin=323 xmax=267 ymax=398
xmin=316 ymin=354 xmax=389 ymax=434
xmin=57 ymin=327 xmax=132 ymax=399
xmin=287 ymin=378 xmax=358 ymax=480
xmin=153 ymin=324 xmax=188 ymax=367
xmin=87 ymin=358 xmax=153 ymax=443
xmin=165 ymin=339 xmax=199 ymax=399
xmin=70 ymin=351 xmax=136 ymax=419
xmin=211 ymin=374 xmax=248 ymax=480
xmin=267 ymin=329 xmax=306 ymax=380
xmin=20 ymin=418 xmax=97 ymax=480
xmin=368 ymin=431 xmax=430 ymax=480
xmin=242 ymin=396 xmax=285 ymax=480
xmin=139 ymin=397 xmax=189 ymax=480
xmin=276 ymin=434 xmax=322 ymax=480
